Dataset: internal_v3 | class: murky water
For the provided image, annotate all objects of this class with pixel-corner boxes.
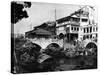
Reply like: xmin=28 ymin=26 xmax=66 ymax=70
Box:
xmin=54 ymin=55 xmax=97 ymax=71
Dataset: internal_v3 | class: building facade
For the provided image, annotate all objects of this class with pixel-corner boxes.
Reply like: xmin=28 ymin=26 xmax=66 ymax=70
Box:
xmin=56 ymin=6 xmax=97 ymax=42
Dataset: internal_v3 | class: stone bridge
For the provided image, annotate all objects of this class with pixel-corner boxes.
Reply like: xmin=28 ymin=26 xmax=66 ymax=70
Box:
xmin=29 ymin=38 xmax=63 ymax=49
xmin=28 ymin=38 xmax=97 ymax=49
xmin=83 ymin=39 xmax=97 ymax=49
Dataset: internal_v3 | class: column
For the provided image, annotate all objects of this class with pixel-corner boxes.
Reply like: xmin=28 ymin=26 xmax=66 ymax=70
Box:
xmin=88 ymin=27 xmax=90 ymax=33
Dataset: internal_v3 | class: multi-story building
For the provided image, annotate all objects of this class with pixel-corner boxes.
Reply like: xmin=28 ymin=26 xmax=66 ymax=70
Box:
xmin=83 ymin=24 xmax=97 ymax=41
xmin=56 ymin=16 xmax=80 ymax=41
xmin=56 ymin=6 xmax=97 ymax=42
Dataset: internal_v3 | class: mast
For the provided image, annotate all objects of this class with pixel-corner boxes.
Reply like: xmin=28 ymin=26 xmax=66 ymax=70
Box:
xmin=55 ymin=8 xmax=57 ymax=22
xmin=54 ymin=8 xmax=57 ymax=35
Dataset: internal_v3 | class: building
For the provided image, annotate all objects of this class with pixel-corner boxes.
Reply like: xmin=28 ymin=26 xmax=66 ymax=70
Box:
xmin=56 ymin=16 xmax=80 ymax=41
xmin=25 ymin=28 xmax=53 ymax=38
xmin=25 ymin=5 xmax=97 ymax=43
xmin=83 ymin=24 xmax=98 ymax=41
xmin=25 ymin=21 xmax=56 ymax=38
xmin=34 ymin=21 xmax=56 ymax=35
xmin=56 ymin=6 xmax=97 ymax=42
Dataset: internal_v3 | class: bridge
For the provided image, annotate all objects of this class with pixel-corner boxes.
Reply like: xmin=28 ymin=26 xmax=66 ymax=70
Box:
xmin=28 ymin=38 xmax=97 ymax=50
xmin=29 ymin=38 xmax=63 ymax=49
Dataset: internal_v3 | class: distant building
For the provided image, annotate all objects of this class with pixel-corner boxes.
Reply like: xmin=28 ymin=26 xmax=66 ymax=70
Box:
xmin=25 ymin=28 xmax=52 ymax=38
xmin=25 ymin=21 xmax=55 ymax=38
xmin=34 ymin=21 xmax=56 ymax=35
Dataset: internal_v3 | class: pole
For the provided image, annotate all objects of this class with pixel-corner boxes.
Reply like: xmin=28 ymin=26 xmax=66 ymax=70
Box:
xmin=55 ymin=8 xmax=57 ymax=35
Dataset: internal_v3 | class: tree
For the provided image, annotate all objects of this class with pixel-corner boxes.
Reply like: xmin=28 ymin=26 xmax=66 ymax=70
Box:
xmin=11 ymin=1 xmax=31 ymax=24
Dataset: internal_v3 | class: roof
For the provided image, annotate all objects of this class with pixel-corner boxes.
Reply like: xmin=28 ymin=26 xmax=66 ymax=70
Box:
xmin=57 ymin=16 xmax=80 ymax=24
xmin=33 ymin=29 xmax=52 ymax=35
xmin=56 ymin=16 xmax=71 ymax=24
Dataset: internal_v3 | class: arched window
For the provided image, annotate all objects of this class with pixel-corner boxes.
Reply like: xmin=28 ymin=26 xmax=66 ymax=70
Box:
xmin=59 ymin=33 xmax=64 ymax=39
xmin=77 ymin=27 xmax=79 ymax=31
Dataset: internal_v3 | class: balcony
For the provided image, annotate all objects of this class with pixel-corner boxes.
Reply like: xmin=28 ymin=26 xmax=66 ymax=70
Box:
xmin=68 ymin=21 xmax=80 ymax=26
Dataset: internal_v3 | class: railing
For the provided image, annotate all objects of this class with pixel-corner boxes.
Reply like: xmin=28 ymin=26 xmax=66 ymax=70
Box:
xmin=57 ymin=21 xmax=80 ymax=27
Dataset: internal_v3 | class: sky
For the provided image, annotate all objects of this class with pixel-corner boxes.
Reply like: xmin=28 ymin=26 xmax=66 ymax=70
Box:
xmin=14 ymin=2 xmax=97 ymax=34
xmin=14 ymin=2 xmax=81 ymax=34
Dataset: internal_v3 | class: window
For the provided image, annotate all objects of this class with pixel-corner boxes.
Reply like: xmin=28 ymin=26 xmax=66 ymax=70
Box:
xmin=83 ymin=35 xmax=86 ymax=40
xmin=87 ymin=35 xmax=89 ymax=39
xmin=90 ymin=27 xmax=92 ymax=33
xmin=90 ymin=34 xmax=92 ymax=39
xmin=66 ymin=27 xmax=70 ymax=32
xmin=74 ymin=27 xmax=76 ymax=31
xmin=87 ymin=28 xmax=89 ymax=33
xmin=71 ymin=26 xmax=73 ymax=30
xmin=77 ymin=27 xmax=79 ymax=31
xmin=96 ymin=34 xmax=97 ymax=37
xmin=93 ymin=27 xmax=95 ymax=32
xmin=82 ymin=19 xmax=88 ymax=22
xmin=84 ymin=28 xmax=85 ymax=33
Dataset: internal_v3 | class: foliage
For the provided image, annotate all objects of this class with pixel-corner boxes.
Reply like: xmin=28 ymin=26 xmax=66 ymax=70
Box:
xmin=13 ymin=38 xmax=97 ymax=73
xmin=11 ymin=1 xmax=31 ymax=24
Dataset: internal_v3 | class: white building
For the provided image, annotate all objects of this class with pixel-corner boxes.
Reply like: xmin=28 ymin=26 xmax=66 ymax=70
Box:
xmin=56 ymin=6 xmax=97 ymax=42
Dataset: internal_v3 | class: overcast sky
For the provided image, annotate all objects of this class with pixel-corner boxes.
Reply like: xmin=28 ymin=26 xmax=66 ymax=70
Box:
xmin=14 ymin=2 xmax=82 ymax=34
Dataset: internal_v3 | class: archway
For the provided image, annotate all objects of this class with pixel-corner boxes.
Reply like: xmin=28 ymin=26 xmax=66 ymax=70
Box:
xmin=86 ymin=42 xmax=97 ymax=49
xmin=59 ymin=33 xmax=64 ymax=39
xmin=45 ymin=43 xmax=60 ymax=55
xmin=29 ymin=43 xmax=41 ymax=55
xmin=24 ymin=42 xmax=42 ymax=56
xmin=85 ymin=42 xmax=97 ymax=55
xmin=46 ymin=43 xmax=60 ymax=50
